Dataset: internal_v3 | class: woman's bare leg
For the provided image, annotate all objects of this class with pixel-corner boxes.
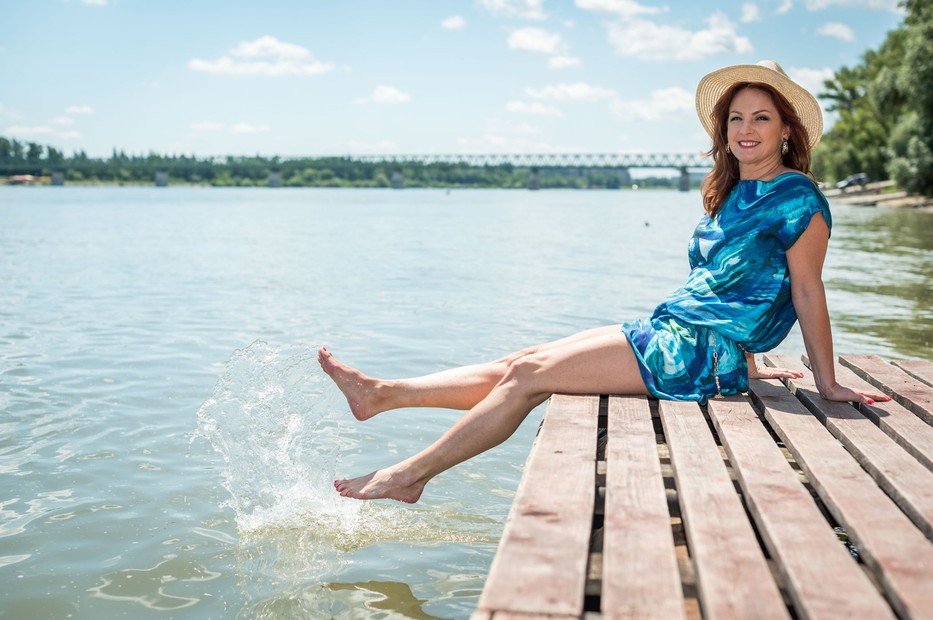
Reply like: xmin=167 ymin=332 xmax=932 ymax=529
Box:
xmin=334 ymin=329 xmax=647 ymax=502
xmin=318 ymin=325 xmax=622 ymax=420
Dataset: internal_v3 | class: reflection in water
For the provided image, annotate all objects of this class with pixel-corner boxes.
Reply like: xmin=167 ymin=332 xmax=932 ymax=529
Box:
xmin=327 ymin=581 xmax=453 ymax=620
xmin=88 ymin=556 xmax=221 ymax=610
xmin=826 ymin=205 xmax=933 ymax=359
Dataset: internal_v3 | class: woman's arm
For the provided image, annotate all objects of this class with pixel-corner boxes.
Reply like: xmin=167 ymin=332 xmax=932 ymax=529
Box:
xmin=786 ymin=213 xmax=889 ymax=404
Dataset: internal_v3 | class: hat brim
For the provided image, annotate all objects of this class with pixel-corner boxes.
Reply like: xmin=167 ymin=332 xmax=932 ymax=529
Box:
xmin=695 ymin=64 xmax=823 ymax=151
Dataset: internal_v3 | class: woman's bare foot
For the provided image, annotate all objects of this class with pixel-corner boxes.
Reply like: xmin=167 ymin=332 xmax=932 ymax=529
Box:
xmin=334 ymin=467 xmax=427 ymax=503
xmin=318 ymin=347 xmax=387 ymax=421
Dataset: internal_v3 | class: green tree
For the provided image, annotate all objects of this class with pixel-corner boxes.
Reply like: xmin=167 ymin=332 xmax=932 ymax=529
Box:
xmin=886 ymin=0 xmax=933 ymax=195
xmin=813 ymin=30 xmax=905 ymax=184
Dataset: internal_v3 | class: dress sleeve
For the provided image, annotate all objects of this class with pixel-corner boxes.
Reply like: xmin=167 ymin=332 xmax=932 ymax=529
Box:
xmin=774 ymin=181 xmax=832 ymax=250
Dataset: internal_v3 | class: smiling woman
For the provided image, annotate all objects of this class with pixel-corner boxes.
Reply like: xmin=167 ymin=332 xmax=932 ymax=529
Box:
xmin=326 ymin=60 xmax=890 ymax=505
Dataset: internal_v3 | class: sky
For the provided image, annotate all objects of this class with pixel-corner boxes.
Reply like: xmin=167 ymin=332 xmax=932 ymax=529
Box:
xmin=0 ymin=0 xmax=906 ymax=159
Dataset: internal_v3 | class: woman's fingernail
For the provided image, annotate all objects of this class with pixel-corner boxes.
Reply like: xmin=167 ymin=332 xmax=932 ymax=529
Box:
xmin=866 ymin=399 xmax=874 ymax=405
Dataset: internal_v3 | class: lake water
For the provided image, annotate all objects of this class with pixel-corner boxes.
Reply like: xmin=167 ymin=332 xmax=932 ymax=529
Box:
xmin=1 ymin=186 xmax=930 ymax=619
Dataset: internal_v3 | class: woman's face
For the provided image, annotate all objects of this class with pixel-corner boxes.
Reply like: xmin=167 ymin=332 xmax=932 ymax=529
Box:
xmin=726 ymin=87 xmax=789 ymax=170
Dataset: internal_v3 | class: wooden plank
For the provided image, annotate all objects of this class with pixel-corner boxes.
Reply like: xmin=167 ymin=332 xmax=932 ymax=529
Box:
xmin=476 ymin=394 xmax=598 ymax=617
xmin=707 ymin=396 xmax=895 ymax=619
xmin=839 ymin=355 xmax=933 ymax=424
xmin=768 ymin=354 xmax=933 ymax=539
xmin=810 ymin=356 xmax=933 ymax=472
xmin=659 ymin=399 xmax=789 ymax=620
xmin=748 ymin=377 xmax=933 ymax=619
xmin=892 ymin=358 xmax=933 ymax=388
xmin=602 ymin=395 xmax=685 ymax=620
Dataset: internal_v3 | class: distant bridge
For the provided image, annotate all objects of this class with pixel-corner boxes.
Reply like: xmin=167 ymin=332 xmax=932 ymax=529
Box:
xmin=3 ymin=151 xmax=710 ymax=190
xmin=344 ymin=152 xmax=710 ymax=190
xmin=347 ymin=152 xmax=712 ymax=170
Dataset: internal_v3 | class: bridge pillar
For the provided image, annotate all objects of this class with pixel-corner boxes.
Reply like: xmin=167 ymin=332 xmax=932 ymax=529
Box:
xmin=391 ymin=170 xmax=404 ymax=189
xmin=51 ymin=171 xmax=65 ymax=186
xmin=528 ymin=167 xmax=540 ymax=190
xmin=155 ymin=171 xmax=168 ymax=187
xmin=268 ymin=172 xmax=282 ymax=187
xmin=678 ymin=167 xmax=690 ymax=192
xmin=617 ymin=167 xmax=631 ymax=188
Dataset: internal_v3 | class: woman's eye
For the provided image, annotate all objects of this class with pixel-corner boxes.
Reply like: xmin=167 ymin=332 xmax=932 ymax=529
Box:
xmin=756 ymin=115 xmax=770 ymax=121
xmin=729 ymin=116 xmax=741 ymax=122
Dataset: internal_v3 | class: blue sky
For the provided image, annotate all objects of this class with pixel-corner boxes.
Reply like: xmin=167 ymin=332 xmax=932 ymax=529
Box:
xmin=0 ymin=0 xmax=905 ymax=158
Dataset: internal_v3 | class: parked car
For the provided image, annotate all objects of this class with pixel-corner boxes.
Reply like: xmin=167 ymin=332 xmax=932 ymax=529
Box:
xmin=836 ymin=172 xmax=870 ymax=190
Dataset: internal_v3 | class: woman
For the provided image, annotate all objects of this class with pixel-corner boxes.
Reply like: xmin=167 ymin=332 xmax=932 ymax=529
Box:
xmin=321 ymin=60 xmax=890 ymax=503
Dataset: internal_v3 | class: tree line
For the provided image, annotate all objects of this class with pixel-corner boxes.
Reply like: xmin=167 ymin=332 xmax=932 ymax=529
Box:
xmin=0 ymin=143 xmax=688 ymax=190
xmin=813 ymin=0 xmax=932 ymax=195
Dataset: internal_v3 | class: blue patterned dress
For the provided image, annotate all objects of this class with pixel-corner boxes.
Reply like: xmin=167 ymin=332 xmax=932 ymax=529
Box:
xmin=623 ymin=172 xmax=832 ymax=403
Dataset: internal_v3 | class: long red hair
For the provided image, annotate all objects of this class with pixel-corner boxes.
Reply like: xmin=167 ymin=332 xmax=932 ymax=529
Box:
xmin=701 ymin=82 xmax=813 ymax=216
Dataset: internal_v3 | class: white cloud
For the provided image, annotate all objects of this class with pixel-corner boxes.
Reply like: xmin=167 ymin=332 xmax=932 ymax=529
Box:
xmin=82 ymin=0 xmax=107 ymax=5
xmin=230 ymin=36 xmax=311 ymax=60
xmin=804 ymin=0 xmax=900 ymax=10
xmin=191 ymin=121 xmax=270 ymax=133
xmin=231 ymin=122 xmax=270 ymax=134
xmin=574 ymin=0 xmax=666 ymax=19
xmin=525 ymin=82 xmax=617 ymax=102
xmin=5 ymin=125 xmax=80 ymax=139
xmin=776 ymin=0 xmax=793 ymax=13
xmin=191 ymin=121 xmax=225 ymax=131
xmin=50 ymin=116 xmax=75 ymax=126
xmin=65 ymin=104 xmax=93 ymax=114
xmin=456 ymin=133 xmax=566 ymax=153
xmin=476 ymin=0 xmax=546 ymax=20
xmin=336 ymin=140 xmax=400 ymax=154
xmin=441 ymin=15 xmax=466 ymax=29
xmin=513 ymin=122 xmax=542 ymax=135
xmin=818 ymin=22 xmax=855 ymax=41
xmin=741 ymin=3 xmax=761 ymax=22
xmin=188 ymin=36 xmax=337 ymax=76
xmin=507 ymin=27 xmax=564 ymax=54
xmin=355 ymin=85 xmax=411 ymax=105
xmin=506 ymin=100 xmax=563 ymax=115
xmin=609 ymin=86 xmax=694 ymax=121
xmin=789 ymin=66 xmax=835 ymax=95
xmin=549 ymin=55 xmax=581 ymax=69
xmin=0 ymin=104 xmax=6 ymax=114
xmin=607 ymin=12 xmax=753 ymax=60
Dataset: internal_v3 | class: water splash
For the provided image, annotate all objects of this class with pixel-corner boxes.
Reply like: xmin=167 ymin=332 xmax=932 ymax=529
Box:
xmin=194 ymin=341 xmax=493 ymax=549
xmin=194 ymin=340 xmax=352 ymax=531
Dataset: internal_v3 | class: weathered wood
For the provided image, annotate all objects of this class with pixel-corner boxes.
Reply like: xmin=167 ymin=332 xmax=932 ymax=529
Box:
xmin=707 ymin=396 xmax=895 ymax=619
xmin=768 ymin=354 xmax=933 ymax=539
xmin=476 ymin=394 xmax=598 ymax=617
xmin=892 ymin=358 xmax=933 ymax=388
xmin=602 ymin=396 xmax=685 ymax=620
xmin=840 ymin=355 xmax=933 ymax=424
xmin=489 ymin=613 xmax=578 ymax=620
xmin=659 ymin=399 xmax=789 ymax=620
xmin=813 ymin=356 xmax=933 ymax=472
xmin=749 ymin=377 xmax=933 ymax=619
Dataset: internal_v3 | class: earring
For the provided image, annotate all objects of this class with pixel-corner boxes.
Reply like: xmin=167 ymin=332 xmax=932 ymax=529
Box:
xmin=726 ymin=144 xmax=731 ymax=154
xmin=781 ymin=139 xmax=789 ymax=155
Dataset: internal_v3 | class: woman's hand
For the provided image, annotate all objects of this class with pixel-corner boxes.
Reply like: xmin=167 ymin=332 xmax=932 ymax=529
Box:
xmin=748 ymin=364 xmax=804 ymax=380
xmin=817 ymin=382 xmax=891 ymax=405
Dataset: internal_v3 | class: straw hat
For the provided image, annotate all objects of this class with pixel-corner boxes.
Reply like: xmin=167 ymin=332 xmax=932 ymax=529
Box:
xmin=695 ymin=60 xmax=823 ymax=151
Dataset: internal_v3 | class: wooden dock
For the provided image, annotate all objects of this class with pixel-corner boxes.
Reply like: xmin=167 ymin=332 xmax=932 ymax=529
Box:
xmin=472 ymin=355 xmax=933 ymax=619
